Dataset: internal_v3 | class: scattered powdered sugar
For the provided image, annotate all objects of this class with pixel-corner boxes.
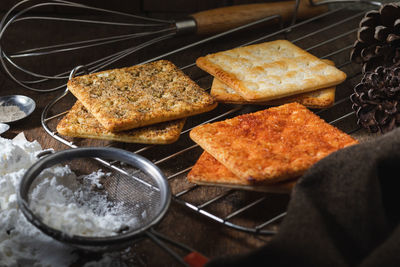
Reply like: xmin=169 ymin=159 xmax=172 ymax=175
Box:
xmin=0 ymin=133 xmax=122 ymax=266
xmin=0 ymin=104 xmax=26 ymax=123
xmin=84 ymin=169 xmax=108 ymax=189
xmin=0 ymin=123 xmax=9 ymax=134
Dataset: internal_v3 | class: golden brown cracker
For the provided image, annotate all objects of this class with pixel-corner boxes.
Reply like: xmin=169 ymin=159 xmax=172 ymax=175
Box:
xmin=68 ymin=60 xmax=216 ymax=132
xmin=57 ymin=101 xmax=186 ymax=144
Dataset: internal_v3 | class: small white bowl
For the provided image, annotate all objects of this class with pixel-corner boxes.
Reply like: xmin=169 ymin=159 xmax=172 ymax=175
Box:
xmin=0 ymin=95 xmax=36 ymax=123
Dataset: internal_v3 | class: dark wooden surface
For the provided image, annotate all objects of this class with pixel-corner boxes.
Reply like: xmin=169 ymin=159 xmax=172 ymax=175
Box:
xmin=0 ymin=2 xmax=379 ymax=266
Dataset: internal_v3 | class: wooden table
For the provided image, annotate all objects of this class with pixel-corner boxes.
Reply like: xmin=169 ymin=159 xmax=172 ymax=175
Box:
xmin=0 ymin=3 xmax=377 ymax=266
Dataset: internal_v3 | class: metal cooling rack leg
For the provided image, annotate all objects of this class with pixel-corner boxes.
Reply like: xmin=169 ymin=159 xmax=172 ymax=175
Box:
xmin=309 ymin=0 xmax=382 ymax=7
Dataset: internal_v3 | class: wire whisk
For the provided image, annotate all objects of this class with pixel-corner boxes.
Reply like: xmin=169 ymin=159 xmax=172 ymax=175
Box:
xmin=0 ymin=0 xmax=331 ymax=92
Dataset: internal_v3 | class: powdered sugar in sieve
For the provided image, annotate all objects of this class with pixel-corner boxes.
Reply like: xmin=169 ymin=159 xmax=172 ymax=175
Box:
xmin=29 ymin=169 xmax=142 ymax=237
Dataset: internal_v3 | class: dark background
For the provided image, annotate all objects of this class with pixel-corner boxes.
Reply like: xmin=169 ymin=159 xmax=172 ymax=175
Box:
xmin=1 ymin=0 xmax=275 ymax=14
xmin=0 ymin=0 xmax=378 ymax=266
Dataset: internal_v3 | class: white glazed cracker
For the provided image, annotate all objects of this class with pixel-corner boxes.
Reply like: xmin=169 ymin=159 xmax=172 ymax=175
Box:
xmin=196 ymin=40 xmax=346 ymax=101
xmin=210 ymin=59 xmax=336 ymax=108
xmin=211 ymin=78 xmax=336 ymax=108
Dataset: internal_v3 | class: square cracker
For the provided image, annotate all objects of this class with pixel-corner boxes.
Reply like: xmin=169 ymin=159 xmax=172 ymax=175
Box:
xmin=211 ymin=78 xmax=336 ymax=108
xmin=187 ymin=151 xmax=296 ymax=193
xmin=67 ymin=60 xmax=217 ymax=132
xmin=57 ymin=101 xmax=186 ymax=144
xmin=190 ymin=103 xmax=358 ymax=183
xmin=210 ymin=59 xmax=336 ymax=108
xmin=196 ymin=40 xmax=346 ymax=101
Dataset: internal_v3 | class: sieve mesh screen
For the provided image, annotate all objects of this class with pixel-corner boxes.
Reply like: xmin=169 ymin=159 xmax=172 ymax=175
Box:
xmin=26 ymin=157 xmax=163 ymax=238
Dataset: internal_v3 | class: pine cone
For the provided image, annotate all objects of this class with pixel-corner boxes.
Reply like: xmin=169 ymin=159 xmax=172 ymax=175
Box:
xmin=350 ymin=66 xmax=400 ymax=133
xmin=350 ymin=3 xmax=400 ymax=73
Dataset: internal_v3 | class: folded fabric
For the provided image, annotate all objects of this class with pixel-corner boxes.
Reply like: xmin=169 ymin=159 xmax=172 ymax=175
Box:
xmin=207 ymin=128 xmax=400 ymax=267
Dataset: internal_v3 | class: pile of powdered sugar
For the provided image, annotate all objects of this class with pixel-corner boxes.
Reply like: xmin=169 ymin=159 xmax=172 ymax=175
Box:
xmin=0 ymin=104 xmax=26 ymax=123
xmin=0 ymin=133 xmax=124 ymax=266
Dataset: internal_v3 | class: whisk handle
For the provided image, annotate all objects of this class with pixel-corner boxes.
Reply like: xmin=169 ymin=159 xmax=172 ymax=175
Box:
xmin=190 ymin=0 xmax=327 ymax=35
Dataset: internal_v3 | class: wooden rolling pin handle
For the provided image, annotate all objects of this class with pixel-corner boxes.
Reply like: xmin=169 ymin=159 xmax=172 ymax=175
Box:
xmin=190 ymin=1 xmax=327 ymax=35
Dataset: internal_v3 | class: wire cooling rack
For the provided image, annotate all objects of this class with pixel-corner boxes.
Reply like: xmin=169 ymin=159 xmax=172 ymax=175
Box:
xmin=41 ymin=1 xmax=380 ymax=236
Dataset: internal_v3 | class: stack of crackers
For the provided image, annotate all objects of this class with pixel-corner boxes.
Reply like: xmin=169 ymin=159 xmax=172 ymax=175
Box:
xmin=196 ymin=40 xmax=347 ymax=108
xmin=57 ymin=60 xmax=217 ymax=144
xmin=187 ymin=40 xmax=354 ymax=192
xmin=188 ymin=103 xmax=358 ymax=193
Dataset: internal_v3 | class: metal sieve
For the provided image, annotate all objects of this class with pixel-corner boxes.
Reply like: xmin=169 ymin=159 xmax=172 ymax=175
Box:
xmin=18 ymin=147 xmax=171 ymax=252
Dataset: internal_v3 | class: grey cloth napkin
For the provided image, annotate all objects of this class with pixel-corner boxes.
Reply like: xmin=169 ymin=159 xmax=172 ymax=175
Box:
xmin=207 ymin=128 xmax=400 ymax=267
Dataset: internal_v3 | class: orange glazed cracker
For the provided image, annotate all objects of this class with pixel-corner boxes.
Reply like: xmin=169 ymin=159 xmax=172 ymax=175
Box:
xmin=187 ymin=151 xmax=296 ymax=193
xmin=190 ymin=103 xmax=358 ymax=183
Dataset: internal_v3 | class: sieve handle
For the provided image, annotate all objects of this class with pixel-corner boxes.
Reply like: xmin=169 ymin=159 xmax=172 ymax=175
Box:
xmin=190 ymin=0 xmax=328 ymax=35
xmin=146 ymin=229 xmax=209 ymax=267
xmin=184 ymin=252 xmax=209 ymax=267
